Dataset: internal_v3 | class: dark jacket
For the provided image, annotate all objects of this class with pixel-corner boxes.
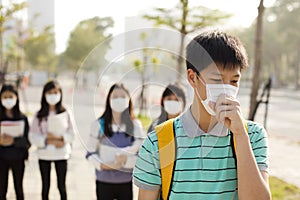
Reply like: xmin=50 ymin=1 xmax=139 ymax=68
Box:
xmin=0 ymin=115 xmax=31 ymax=160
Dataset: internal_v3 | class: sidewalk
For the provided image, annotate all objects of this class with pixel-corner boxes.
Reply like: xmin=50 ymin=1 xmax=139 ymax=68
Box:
xmin=268 ymin=134 xmax=300 ymax=188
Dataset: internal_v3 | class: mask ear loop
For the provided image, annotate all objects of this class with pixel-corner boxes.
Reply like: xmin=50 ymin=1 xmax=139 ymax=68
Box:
xmin=194 ymin=74 xmax=216 ymax=116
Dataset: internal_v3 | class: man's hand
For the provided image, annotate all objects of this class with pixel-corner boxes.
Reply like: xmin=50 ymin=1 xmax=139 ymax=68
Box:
xmin=0 ymin=134 xmax=14 ymax=146
xmin=214 ymin=94 xmax=246 ymax=135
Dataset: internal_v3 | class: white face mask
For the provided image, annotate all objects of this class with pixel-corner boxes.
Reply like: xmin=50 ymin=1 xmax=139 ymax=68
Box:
xmin=46 ymin=93 xmax=61 ymax=105
xmin=196 ymin=84 xmax=238 ymax=116
xmin=110 ymin=97 xmax=129 ymax=113
xmin=1 ymin=98 xmax=17 ymax=109
xmin=164 ymin=100 xmax=182 ymax=115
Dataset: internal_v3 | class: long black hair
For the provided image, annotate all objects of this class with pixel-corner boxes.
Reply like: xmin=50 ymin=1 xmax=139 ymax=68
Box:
xmin=100 ymin=83 xmax=134 ymax=138
xmin=37 ymin=80 xmax=66 ymax=121
xmin=0 ymin=84 xmax=24 ymax=120
xmin=157 ymin=83 xmax=186 ymax=124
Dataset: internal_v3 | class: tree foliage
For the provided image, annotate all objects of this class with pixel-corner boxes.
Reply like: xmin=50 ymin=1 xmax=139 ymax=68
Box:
xmin=0 ymin=2 xmax=26 ymax=33
xmin=238 ymin=0 xmax=300 ymax=89
xmin=63 ymin=16 xmax=114 ymax=71
xmin=0 ymin=2 xmax=26 ymax=83
xmin=143 ymin=0 xmax=231 ymax=81
xmin=23 ymin=26 xmax=56 ymax=71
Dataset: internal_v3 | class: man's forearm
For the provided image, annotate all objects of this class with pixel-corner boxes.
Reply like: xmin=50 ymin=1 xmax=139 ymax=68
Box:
xmin=138 ymin=188 xmax=159 ymax=200
xmin=235 ymin=134 xmax=271 ymax=200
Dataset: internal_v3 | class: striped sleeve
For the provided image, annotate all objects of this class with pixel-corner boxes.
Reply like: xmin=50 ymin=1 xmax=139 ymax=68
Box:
xmin=248 ymin=121 xmax=269 ymax=173
xmin=133 ymin=131 xmax=161 ymax=190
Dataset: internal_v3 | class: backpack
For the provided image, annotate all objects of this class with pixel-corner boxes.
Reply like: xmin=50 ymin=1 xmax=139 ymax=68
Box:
xmin=155 ymin=119 xmax=248 ymax=200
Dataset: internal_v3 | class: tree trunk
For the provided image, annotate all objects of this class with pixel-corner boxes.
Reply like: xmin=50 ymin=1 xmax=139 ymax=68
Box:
xmin=139 ymin=53 xmax=147 ymax=116
xmin=295 ymin=50 xmax=300 ymax=90
xmin=139 ymin=72 xmax=145 ymax=116
xmin=248 ymin=0 xmax=265 ymax=120
xmin=0 ymin=32 xmax=3 ymax=85
xmin=176 ymin=0 xmax=188 ymax=82
xmin=176 ymin=34 xmax=185 ymax=82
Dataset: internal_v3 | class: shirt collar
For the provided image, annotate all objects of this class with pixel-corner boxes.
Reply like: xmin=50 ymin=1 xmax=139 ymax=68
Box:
xmin=180 ymin=107 xmax=229 ymax=138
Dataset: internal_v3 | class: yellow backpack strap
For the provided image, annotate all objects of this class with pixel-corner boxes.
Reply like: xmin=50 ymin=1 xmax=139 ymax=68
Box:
xmin=155 ymin=118 xmax=175 ymax=200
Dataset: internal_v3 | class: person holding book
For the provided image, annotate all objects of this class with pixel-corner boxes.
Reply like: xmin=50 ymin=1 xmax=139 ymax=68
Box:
xmin=0 ymin=84 xmax=30 ymax=200
xmin=86 ymin=83 xmax=145 ymax=200
xmin=29 ymin=80 xmax=74 ymax=200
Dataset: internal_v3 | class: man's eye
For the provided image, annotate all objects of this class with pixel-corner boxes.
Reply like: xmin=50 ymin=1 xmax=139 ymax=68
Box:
xmin=211 ymin=79 xmax=222 ymax=82
xmin=231 ymin=80 xmax=239 ymax=83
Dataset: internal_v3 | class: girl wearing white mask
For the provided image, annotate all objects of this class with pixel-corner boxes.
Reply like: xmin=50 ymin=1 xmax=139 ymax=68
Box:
xmin=29 ymin=80 xmax=74 ymax=200
xmin=0 ymin=84 xmax=30 ymax=200
xmin=86 ymin=83 xmax=145 ymax=200
xmin=147 ymin=84 xmax=186 ymax=133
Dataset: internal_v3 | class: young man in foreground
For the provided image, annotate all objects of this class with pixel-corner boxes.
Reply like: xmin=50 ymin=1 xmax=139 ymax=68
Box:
xmin=133 ymin=30 xmax=271 ymax=200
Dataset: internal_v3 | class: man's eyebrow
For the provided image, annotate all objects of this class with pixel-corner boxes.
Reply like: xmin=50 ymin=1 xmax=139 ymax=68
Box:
xmin=211 ymin=72 xmax=222 ymax=76
xmin=211 ymin=72 xmax=241 ymax=77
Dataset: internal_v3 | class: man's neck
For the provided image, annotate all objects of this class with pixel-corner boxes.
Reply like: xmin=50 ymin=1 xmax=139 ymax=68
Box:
xmin=190 ymin=98 xmax=217 ymax=133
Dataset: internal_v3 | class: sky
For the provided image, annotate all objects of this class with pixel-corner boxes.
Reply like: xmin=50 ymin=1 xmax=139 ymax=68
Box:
xmin=54 ymin=0 xmax=276 ymax=53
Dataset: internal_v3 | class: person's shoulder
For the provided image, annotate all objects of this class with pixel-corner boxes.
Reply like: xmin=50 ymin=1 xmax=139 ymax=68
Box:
xmin=59 ymin=109 xmax=71 ymax=116
xmin=132 ymin=118 xmax=142 ymax=126
xmin=20 ymin=113 xmax=29 ymax=121
xmin=91 ymin=118 xmax=100 ymax=126
xmin=144 ymin=128 xmax=159 ymax=146
xmin=245 ymin=120 xmax=267 ymax=136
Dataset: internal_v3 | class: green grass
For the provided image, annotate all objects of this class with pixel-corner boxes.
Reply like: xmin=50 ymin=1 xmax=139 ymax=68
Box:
xmin=137 ymin=115 xmax=152 ymax=131
xmin=270 ymin=176 xmax=300 ymax=200
xmin=135 ymin=116 xmax=300 ymax=200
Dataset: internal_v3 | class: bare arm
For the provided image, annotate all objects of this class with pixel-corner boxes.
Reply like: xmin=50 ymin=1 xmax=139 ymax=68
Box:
xmin=215 ymin=94 xmax=271 ymax=200
xmin=138 ymin=188 xmax=160 ymax=200
xmin=235 ymin=133 xmax=271 ymax=200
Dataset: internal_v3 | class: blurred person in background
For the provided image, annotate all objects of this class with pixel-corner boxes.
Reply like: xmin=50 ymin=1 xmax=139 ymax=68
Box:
xmin=86 ymin=83 xmax=145 ymax=200
xmin=147 ymin=83 xmax=186 ymax=133
xmin=29 ymin=80 xmax=74 ymax=200
xmin=0 ymin=84 xmax=30 ymax=200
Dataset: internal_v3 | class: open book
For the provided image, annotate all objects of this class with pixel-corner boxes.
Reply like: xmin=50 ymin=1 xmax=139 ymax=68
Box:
xmin=47 ymin=112 xmax=69 ymax=136
xmin=99 ymin=144 xmax=137 ymax=169
xmin=0 ymin=120 xmax=25 ymax=137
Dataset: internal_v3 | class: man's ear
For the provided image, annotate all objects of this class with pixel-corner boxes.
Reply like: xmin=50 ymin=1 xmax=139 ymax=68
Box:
xmin=187 ymin=69 xmax=197 ymax=88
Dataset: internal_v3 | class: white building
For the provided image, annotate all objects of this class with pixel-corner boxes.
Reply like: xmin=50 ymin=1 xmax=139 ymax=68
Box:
xmin=27 ymin=0 xmax=55 ymax=32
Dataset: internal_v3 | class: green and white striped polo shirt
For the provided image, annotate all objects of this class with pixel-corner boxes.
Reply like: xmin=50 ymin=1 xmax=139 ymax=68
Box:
xmin=133 ymin=108 xmax=269 ymax=200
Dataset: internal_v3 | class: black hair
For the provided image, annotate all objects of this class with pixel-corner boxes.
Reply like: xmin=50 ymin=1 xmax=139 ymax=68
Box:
xmin=157 ymin=83 xmax=186 ymax=124
xmin=0 ymin=84 xmax=24 ymax=120
xmin=100 ymin=83 xmax=134 ymax=138
xmin=186 ymin=30 xmax=248 ymax=74
xmin=37 ymin=80 xmax=66 ymax=121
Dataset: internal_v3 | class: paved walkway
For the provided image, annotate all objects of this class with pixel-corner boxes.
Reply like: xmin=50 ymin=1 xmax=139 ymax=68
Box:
xmin=268 ymin=135 xmax=300 ymax=188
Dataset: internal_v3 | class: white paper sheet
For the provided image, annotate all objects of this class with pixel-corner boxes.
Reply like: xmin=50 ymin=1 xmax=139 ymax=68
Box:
xmin=99 ymin=144 xmax=137 ymax=169
xmin=47 ymin=112 xmax=69 ymax=136
xmin=0 ymin=120 xmax=25 ymax=137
